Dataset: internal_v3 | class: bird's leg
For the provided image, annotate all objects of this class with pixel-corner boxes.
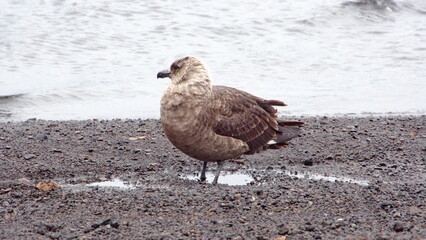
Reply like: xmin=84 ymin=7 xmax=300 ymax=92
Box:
xmin=212 ymin=160 xmax=224 ymax=185
xmin=200 ymin=161 xmax=208 ymax=182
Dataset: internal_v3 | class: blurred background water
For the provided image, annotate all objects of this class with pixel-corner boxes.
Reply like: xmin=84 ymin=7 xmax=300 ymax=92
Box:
xmin=0 ymin=0 xmax=425 ymax=121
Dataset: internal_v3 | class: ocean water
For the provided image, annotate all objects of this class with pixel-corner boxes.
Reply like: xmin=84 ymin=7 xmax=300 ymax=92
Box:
xmin=0 ymin=0 xmax=425 ymax=121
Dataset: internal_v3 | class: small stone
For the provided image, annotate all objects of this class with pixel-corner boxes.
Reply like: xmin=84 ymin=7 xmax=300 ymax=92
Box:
xmin=117 ymin=140 xmax=129 ymax=145
xmin=380 ymin=202 xmax=394 ymax=210
xmin=392 ymin=222 xmax=404 ymax=232
xmin=253 ymin=188 xmax=263 ymax=195
xmin=147 ymin=163 xmax=159 ymax=171
xmin=277 ymin=224 xmax=289 ymax=235
xmin=36 ymin=181 xmax=61 ymax=191
xmin=0 ymin=188 xmax=12 ymax=194
xmin=393 ymin=211 xmax=401 ymax=218
xmin=36 ymin=134 xmax=48 ymax=141
xmin=133 ymin=149 xmax=141 ymax=153
xmin=303 ymin=158 xmax=313 ymax=166
xmin=91 ymin=219 xmax=119 ymax=229
xmin=376 ymin=236 xmax=391 ymax=240
xmin=235 ymin=159 xmax=245 ymax=164
xmin=231 ymin=235 xmax=244 ymax=240
xmin=219 ymin=203 xmax=235 ymax=209
xmin=46 ymin=232 xmax=61 ymax=239
xmin=110 ymin=221 xmax=119 ymax=228
xmin=305 ymin=225 xmax=315 ymax=232
xmin=23 ymin=154 xmax=36 ymax=160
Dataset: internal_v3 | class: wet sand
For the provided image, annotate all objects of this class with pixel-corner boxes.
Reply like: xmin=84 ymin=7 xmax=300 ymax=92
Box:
xmin=0 ymin=116 xmax=424 ymax=239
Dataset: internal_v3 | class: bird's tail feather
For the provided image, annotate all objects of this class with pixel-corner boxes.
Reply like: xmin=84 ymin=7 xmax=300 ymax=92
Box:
xmin=275 ymin=125 xmax=302 ymax=143
xmin=268 ymin=120 xmax=304 ymax=149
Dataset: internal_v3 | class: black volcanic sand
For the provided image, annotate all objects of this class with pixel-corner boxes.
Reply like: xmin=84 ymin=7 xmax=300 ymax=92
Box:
xmin=0 ymin=116 xmax=425 ymax=240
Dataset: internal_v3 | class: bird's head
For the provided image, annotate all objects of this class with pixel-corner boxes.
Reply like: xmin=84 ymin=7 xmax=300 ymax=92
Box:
xmin=157 ymin=56 xmax=211 ymax=85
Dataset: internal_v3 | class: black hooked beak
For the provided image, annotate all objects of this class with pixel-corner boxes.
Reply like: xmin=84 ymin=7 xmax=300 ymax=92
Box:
xmin=157 ymin=69 xmax=171 ymax=79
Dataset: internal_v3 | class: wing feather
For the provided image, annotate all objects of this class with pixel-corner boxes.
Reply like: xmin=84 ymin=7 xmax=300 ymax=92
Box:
xmin=204 ymin=85 xmax=287 ymax=153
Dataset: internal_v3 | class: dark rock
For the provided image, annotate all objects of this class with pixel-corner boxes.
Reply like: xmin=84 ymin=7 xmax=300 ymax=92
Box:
xmin=36 ymin=134 xmax=48 ymax=141
xmin=379 ymin=202 xmax=394 ymax=210
xmin=305 ymin=225 xmax=315 ymax=232
xmin=277 ymin=224 xmax=289 ymax=235
xmin=392 ymin=222 xmax=404 ymax=232
xmin=46 ymin=232 xmax=61 ymax=240
xmin=110 ymin=221 xmax=120 ymax=228
xmin=145 ymin=234 xmax=174 ymax=240
xmin=253 ymin=188 xmax=263 ymax=195
xmin=11 ymin=192 xmax=22 ymax=198
xmin=225 ymin=234 xmax=244 ymax=240
xmin=91 ymin=219 xmax=119 ymax=229
xmin=133 ymin=148 xmax=141 ymax=153
xmin=376 ymin=235 xmax=391 ymax=240
xmin=219 ymin=203 xmax=235 ymax=209
xmin=34 ymin=221 xmax=62 ymax=234
xmin=303 ymin=158 xmax=314 ymax=166
xmin=117 ymin=140 xmax=129 ymax=145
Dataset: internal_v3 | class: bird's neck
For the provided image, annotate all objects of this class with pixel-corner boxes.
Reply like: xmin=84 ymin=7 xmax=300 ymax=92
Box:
xmin=174 ymin=80 xmax=212 ymax=100
xmin=162 ymin=79 xmax=212 ymax=110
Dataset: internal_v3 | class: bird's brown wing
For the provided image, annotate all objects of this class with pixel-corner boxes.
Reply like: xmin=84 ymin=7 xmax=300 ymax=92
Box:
xmin=202 ymin=85 xmax=287 ymax=154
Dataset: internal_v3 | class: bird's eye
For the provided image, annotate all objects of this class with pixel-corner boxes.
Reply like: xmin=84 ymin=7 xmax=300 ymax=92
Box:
xmin=171 ymin=64 xmax=179 ymax=71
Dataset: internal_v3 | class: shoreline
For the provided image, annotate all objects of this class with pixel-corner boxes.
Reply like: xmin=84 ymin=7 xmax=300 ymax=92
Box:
xmin=0 ymin=116 xmax=425 ymax=239
xmin=1 ymin=111 xmax=425 ymax=124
